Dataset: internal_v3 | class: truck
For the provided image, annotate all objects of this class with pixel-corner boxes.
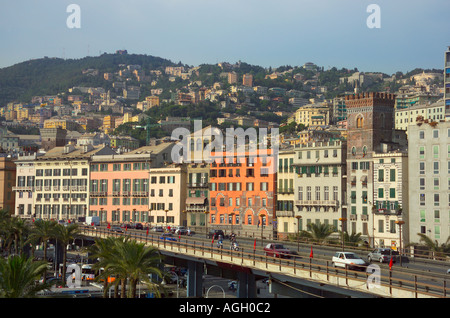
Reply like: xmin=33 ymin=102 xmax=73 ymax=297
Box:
xmin=85 ymin=216 xmax=100 ymax=226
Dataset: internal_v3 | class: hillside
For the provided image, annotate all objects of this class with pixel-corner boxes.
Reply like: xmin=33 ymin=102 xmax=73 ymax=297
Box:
xmin=0 ymin=53 xmax=178 ymax=105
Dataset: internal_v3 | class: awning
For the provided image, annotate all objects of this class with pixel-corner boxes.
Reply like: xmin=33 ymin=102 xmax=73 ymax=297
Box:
xmin=186 ymin=197 xmax=207 ymax=205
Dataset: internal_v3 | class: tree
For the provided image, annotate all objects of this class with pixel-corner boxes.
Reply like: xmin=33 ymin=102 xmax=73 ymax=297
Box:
xmin=88 ymin=236 xmax=164 ymax=298
xmin=299 ymin=222 xmax=335 ymax=244
xmin=27 ymin=220 xmax=57 ymax=284
xmin=411 ymin=234 xmax=450 ymax=260
xmin=53 ymin=223 xmax=81 ymax=286
xmin=0 ymin=254 xmax=48 ymax=298
xmin=340 ymin=231 xmax=365 ymax=247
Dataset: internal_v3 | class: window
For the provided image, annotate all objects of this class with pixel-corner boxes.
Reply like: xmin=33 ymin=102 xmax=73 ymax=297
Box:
xmin=390 ymin=169 xmax=396 ymax=182
xmin=378 ymin=169 xmax=384 ymax=182
xmin=389 ymin=188 xmax=396 ymax=198
xmin=419 ymin=162 xmax=425 ymax=174
xmin=433 ymin=129 xmax=439 ymax=138
xmin=378 ymin=220 xmax=384 ymax=233
xmin=356 ymin=115 xmax=364 ymax=128
xmin=419 ymin=130 xmax=425 ymax=139
xmin=419 ymin=178 xmax=425 ymax=190
xmin=433 ymin=145 xmax=439 ymax=159
xmin=419 ymin=146 xmax=425 ymax=159
xmin=434 ymin=193 xmax=440 ymax=206
xmin=378 ymin=188 xmax=384 ymax=199
xmin=433 ymin=162 xmax=439 ymax=174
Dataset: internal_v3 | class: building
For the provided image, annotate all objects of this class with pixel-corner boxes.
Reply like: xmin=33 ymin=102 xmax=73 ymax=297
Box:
xmin=228 ymin=72 xmax=238 ymax=85
xmin=407 ymin=119 xmax=449 ymax=246
xmin=13 ymin=153 xmax=40 ymax=218
xmin=109 ymin=136 xmax=140 ymax=151
xmin=209 ymin=149 xmax=277 ymax=237
xmin=290 ymin=103 xmax=330 ymax=127
xmin=275 ymin=147 xmax=295 ymax=238
xmin=372 ymin=151 xmax=409 ymax=249
xmin=345 ymin=92 xmax=398 ymax=241
xmin=29 ymin=144 xmax=116 ymax=221
xmin=148 ymin=165 xmax=187 ymax=228
xmin=40 ymin=128 xmax=67 ymax=151
xmin=444 ymin=46 xmax=450 ymax=117
xmin=88 ymin=143 xmax=174 ymax=224
xmin=395 ymin=93 xmax=441 ymax=110
xmin=292 ymin=140 xmax=347 ymax=235
xmin=395 ymin=99 xmax=445 ymax=132
xmin=0 ymin=156 xmax=16 ymax=213
xmin=242 ymin=74 xmax=253 ymax=87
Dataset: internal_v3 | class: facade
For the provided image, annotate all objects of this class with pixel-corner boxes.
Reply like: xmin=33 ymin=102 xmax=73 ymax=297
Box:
xmin=40 ymin=128 xmax=67 ymax=151
xmin=372 ymin=151 xmax=409 ymax=248
xmin=275 ymin=148 xmax=296 ymax=238
xmin=209 ymin=149 xmax=277 ymax=236
xmin=395 ymin=100 xmax=445 ymax=132
xmin=345 ymin=92 xmax=397 ymax=240
xmin=242 ymin=74 xmax=253 ymax=87
xmin=88 ymin=143 xmax=175 ymax=224
xmin=0 ymin=156 xmax=16 ymax=213
xmin=445 ymin=46 xmax=450 ymax=117
xmin=291 ymin=103 xmax=330 ymax=127
xmin=32 ymin=144 xmax=116 ymax=221
xmin=408 ymin=119 xmax=450 ymax=245
xmin=148 ymin=165 xmax=187 ymax=228
xmin=13 ymin=153 xmax=39 ymax=218
xmin=292 ymin=140 xmax=347 ymax=233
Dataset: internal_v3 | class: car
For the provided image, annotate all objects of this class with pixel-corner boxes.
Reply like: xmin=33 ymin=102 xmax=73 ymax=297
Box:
xmin=121 ymin=223 xmax=134 ymax=229
xmin=332 ymin=252 xmax=367 ymax=270
xmin=135 ymin=223 xmax=144 ymax=230
xmin=151 ymin=226 xmax=164 ymax=232
xmin=367 ymin=248 xmax=399 ymax=263
xmin=263 ymin=243 xmax=294 ymax=259
xmin=159 ymin=233 xmax=177 ymax=241
xmin=208 ymin=230 xmax=228 ymax=240
xmin=175 ymin=226 xmax=188 ymax=235
xmin=111 ymin=226 xmax=124 ymax=233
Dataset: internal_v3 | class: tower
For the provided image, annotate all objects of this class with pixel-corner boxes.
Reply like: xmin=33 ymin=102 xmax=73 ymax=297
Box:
xmin=344 ymin=92 xmax=396 ymax=239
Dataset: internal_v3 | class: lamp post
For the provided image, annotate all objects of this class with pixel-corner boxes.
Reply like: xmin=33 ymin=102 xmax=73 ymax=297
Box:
xmin=230 ymin=212 xmax=235 ymax=234
xmin=395 ymin=220 xmax=405 ymax=266
xmin=295 ymin=215 xmax=302 ymax=251
xmin=339 ymin=217 xmax=347 ymax=251
xmin=259 ymin=212 xmax=265 ymax=246
xmin=165 ymin=209 xmax=169 ymax=231
xmin=204 ymin=211 xmax=210 ymax=238
xmin=148 ymin=209 xmax=152 ymax=229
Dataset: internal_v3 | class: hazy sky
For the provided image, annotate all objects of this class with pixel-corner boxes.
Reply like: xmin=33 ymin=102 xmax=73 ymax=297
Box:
xmin=1 ymin=0 xmax=449 ymax=74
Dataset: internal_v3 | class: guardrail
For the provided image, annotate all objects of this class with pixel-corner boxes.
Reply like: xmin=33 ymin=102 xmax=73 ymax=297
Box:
xmin=80 ymin=226 xmax=449 ymax=298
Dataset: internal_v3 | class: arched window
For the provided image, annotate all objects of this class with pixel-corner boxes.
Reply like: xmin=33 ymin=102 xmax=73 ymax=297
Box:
xmin=356 ymin=115 xmax=364 ymax=128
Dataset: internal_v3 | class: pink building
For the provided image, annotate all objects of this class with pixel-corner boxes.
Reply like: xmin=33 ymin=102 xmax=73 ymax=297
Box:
xmin=89 ymin=143 xmax=174 ymax=224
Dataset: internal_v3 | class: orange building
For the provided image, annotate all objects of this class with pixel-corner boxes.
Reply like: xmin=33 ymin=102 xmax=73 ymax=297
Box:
xmin=209 ymin=149 xmax=277 ymax=235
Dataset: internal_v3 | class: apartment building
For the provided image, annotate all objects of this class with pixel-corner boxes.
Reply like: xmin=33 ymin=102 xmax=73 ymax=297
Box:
xmin=148 ymin=165 xmax=187 ymax=228
xmin=408 ymin=119 xmax=450 ymax=245
xmin=372 ymin=151 xmax=409 ymax=248
xmin=89 ymin=143 xmax=175 ymax=224
xmin=275 ymin=148 xmax=296 ymax=238
xmin=395 ymin=100 xmax=445 ymax=132
xmin=0 ymin=156 xmax=16 ymax=213
xmin=31 ymin=144 xmax=116 ymax=221
xmin=291 ymin=103 xmax=330 ymax=127
xmin=292 ymin=140 xmax=347 ymax=233
xmin=13 ymin=153 xmax=39 ymax=218
xmin=209 ymin=149 xmax=277 ymax=236
xmin=443 ymin=46 xmax=450 ymax=116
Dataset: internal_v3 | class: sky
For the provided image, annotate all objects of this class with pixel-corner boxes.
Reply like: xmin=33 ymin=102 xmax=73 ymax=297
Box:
xmin=0 ymin=0 xmax=449 ymax=75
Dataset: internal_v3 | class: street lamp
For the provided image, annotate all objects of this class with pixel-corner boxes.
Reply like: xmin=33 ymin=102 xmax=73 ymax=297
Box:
xmin=230 ymin=212 xmax=235 ymax=234
xmin=395 ymin=220 xmax=405 ymax=266
xmin=259 ymin=212 xmax=265 ymax=246
xmin=204 ymin=211 xmax=210 ymax=238
xmin=165 ymin=209 xmax=169 ymax=231
xmin=339 ymin=217 xmax=347 ymax=251
xmin=148 ymin=209 xmax=152 ymax=229
xmin=295 ymin=215 xmax=302 ymax=251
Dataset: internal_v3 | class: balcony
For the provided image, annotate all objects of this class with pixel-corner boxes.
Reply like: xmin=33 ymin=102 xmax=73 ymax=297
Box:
xmin=12 ymin=186 xmax=33 ymax=192
xmin=276 ymin=210 xmax=294 ymax=217
xmin=295 ymin=200 xmax=338 ymax=207
xmin=132 ymin=191 xmax=148 ymax=197
xmin=278 ymin=188 xmax=294 ymax=194
xmin=188 ymin=183 xmax=209 ymax=188
xmin=90 ymin=191 xmax=107 ymax=197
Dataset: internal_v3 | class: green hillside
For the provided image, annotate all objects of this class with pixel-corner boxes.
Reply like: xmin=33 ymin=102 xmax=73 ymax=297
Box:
xmin=0 ymin=53 xmax=177 ymax=105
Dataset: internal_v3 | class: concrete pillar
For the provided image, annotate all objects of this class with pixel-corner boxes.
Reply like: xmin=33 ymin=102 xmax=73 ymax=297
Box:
xmin=187 ymin=261 xmax=203 ymax=297
xmin=237 ymin=272 xmax=257 ymax=298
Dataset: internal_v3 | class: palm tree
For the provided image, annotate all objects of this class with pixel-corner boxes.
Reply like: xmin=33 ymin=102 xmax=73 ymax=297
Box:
xmin=53 ymin=223 xmax=81 ymax=286
xmin=299 ymin=222 xmax=335 ymax=244
xmin=88 ymin=236 xmax=164 ymax=298
xmin=27 ymin=219 xmax=57 ymax=284
xmin=339 ymin=231 xmax=365 ymax=247
xmin=413 ymin=233 xmax=450 ymax=260
xmin=0 ymin=254 xmax=48 ymax=298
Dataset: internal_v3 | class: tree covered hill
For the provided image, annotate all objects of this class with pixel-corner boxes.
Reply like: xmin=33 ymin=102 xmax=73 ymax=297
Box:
xmin=0 ymin=53 xmax=177 ymax=105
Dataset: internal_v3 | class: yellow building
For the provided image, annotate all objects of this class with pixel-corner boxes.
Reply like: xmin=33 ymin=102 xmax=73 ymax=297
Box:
xmin=291 ymin=103 xmax=330 ymax=127
xmin=44 ymin=119 xmax=82 ymax=132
